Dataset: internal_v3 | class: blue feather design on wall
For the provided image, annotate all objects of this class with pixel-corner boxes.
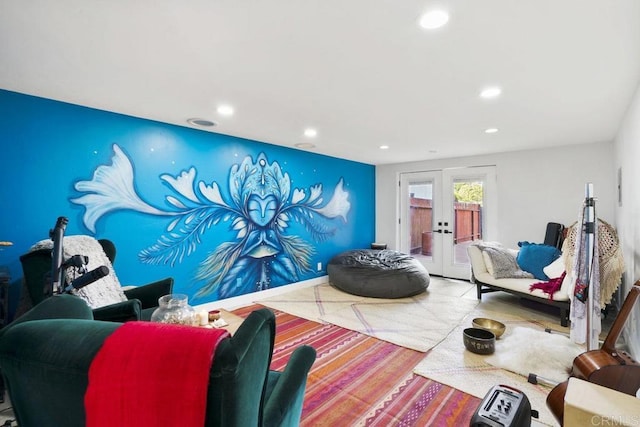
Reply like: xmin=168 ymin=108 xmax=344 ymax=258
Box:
xmin=71 ymin=144 xmax=351 ymax=299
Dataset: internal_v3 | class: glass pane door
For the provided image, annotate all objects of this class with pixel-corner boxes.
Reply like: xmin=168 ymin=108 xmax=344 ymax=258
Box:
xmin=400 ymin=166 xmax=496 ymax=280
xmin=399 ymin=171 xmax=442 ymax=276
xmin=442 ymin=167 xmax=496 ymax=279
xmin=409 ymin=182 xmax=433 ymax=258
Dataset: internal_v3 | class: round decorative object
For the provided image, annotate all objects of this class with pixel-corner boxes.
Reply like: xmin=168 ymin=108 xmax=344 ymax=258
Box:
xmin=472 ymin=318 xmax=506 ymax=339
xmin=463 ymin=327 xmax=496 ymax=355
xmin=150 ymin=294 xmax=197 ymax=326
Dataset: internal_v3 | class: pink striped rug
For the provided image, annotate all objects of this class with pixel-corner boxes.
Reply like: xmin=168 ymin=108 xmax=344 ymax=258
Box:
xmin=234 ymin=304 xmax=481 ymax=426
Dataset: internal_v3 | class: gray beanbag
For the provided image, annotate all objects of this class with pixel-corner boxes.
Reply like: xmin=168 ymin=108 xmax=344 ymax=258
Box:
xmin=327 ymin=249 xmax=430 ymax=298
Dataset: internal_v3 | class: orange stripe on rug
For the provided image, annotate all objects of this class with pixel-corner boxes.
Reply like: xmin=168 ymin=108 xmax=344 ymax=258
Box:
xmin=233 ymin=304 xmax=481 ymax=426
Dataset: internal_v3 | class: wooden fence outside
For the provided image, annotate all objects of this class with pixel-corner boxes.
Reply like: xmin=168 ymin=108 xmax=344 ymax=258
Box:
xmin=410 ymin=198 xmax=481 ymax=255
xmin=453 ymin=202 xmax=482 ymax=243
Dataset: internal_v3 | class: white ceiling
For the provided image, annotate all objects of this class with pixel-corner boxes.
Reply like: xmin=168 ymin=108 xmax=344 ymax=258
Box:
xmin=1 ymin=1 xmax=639 ymax=165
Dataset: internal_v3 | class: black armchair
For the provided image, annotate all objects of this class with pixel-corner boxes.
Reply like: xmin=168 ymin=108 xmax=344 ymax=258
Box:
xmin=19 ymin=238 xmax=173 ymax=322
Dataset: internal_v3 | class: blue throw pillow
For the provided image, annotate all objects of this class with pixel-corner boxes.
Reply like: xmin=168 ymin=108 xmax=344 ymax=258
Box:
xmin=516 ymin=241 xmax=561 ymax=280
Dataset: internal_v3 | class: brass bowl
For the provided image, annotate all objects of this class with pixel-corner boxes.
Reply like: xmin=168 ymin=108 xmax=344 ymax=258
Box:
xmin=472 ymin=318 xmax=506 ymax=339
xmin=463 ymin=328 xmax=496 ymax=355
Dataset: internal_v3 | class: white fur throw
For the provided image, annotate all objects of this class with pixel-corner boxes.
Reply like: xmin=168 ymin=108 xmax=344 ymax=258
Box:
xmin=485 ymin=327 xmax=583 ymax=383
xmin=30 ymin=235 xmax=127 ymax=309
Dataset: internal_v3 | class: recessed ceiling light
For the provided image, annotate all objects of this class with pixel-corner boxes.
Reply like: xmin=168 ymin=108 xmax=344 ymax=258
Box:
xmin=419 ymin=10 xmax=449 ymax=30
xmin=304 ymin=128 xmax=318 ymax=138
xmin=484 ymin=128 xmax=499 ymax=134
xmin=480 ymin=87 xmax=502 ymax=99
xmin=379 ymin=145 xmax=390 ymax=150
xmin=217 ymin=105 xmax=234 ymax=116
xmin=295 ymin=142 xmax=316 ymax=149
xmin=187 ymin=118 xmax=216 ymax=127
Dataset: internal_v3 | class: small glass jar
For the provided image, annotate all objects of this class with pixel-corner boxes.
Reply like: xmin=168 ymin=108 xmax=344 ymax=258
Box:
xmin=150 ymin=294 xmax=197 ymax=326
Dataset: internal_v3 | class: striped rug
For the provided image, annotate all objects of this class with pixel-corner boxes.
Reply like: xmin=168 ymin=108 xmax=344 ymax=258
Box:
xmin=233 ymin=304 xmax=481 ymax=426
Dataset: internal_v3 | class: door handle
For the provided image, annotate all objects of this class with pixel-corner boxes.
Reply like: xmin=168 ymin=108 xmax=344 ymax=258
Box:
xmin=433 ymin=229 xmax=442 ymax=233
xmin=443 ymin=230 xmax=452 ymax=234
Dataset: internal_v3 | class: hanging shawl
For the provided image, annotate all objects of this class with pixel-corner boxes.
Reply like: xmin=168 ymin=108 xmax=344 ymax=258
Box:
xmin=564 ymin=205 xmax=598 ymax=344
xmin=563 ymin=218 xmax=624 ymax=306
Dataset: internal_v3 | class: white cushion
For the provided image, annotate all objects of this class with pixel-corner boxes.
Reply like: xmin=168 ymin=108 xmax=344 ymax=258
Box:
xmin=560 ymin=270 xmax=574 ymax=300
xmin=482 ymin=251 xmax=496 ymax=276
xmin=467 ymin=245 xmax=489 ymax=276
xmin=543 ymin=256 xmax=565 ymax=279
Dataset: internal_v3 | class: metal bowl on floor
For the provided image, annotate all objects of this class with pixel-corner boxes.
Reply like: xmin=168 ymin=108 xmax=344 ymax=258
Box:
xmin=472 ymin=317 xmax=506 ymax=339
xmin=463 ymin=327 xmax=496 ymax=355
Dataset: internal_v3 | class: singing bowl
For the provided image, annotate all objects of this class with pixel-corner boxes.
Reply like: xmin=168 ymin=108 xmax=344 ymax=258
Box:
xmin=472 ymin=317 xmax=506 ymax=339
xmin=463 ymin=327 xmax=496 ymax=355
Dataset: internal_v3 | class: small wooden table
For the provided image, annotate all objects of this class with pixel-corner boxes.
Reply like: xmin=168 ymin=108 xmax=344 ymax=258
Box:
xmin=193 ymin=303 xmax=246 ymax=334
xmin=195 ymin=308 xmax=244 ymax=335
xmin=215 ymin=309 xmax=244 ymax=335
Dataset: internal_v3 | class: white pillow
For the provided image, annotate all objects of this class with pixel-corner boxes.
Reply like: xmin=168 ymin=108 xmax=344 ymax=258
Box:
xmin=560 ymin=271 xmax=574 ymax=299
xmin=482 ymin=251 xmax=496 ymax=276
xmin=543 ymin=256 xmax=565 ymax=279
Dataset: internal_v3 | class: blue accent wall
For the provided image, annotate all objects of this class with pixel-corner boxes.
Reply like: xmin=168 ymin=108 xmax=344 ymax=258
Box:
xmin=0 ymin=89 xmax=375 ymax=312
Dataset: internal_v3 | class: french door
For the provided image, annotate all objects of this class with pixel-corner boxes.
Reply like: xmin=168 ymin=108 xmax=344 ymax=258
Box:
xmin=399 ymin=166 xmax=497 ymax=279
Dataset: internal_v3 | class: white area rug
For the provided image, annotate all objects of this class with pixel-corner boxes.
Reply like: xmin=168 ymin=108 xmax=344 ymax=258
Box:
xmin=257 ymin=277 xmax=478 ymax=352
xmin=413 ymin=305 xmax=583 ymax=426
xmin=486 ymin=326 xmax=583 ymax=383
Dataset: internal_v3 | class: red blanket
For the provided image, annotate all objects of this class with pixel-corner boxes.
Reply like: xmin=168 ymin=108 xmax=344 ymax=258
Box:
xmin=85 ymin=322 xmax=229 ymax=427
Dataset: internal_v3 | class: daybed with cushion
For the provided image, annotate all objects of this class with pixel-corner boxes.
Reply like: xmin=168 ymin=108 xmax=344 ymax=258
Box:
xmin=468 ymin=220 xmax=625 ymax=328
xmin=468 ymin=242 xmax=572 ymax=326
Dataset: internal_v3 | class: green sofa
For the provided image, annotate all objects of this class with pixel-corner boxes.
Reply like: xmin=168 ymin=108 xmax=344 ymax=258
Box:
xmin=0 ymin=295 xmax=315 ymax=427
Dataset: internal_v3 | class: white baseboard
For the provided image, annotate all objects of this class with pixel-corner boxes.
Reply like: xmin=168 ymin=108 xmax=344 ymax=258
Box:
xmin=194 ymin=276 xmax=328 ymax=312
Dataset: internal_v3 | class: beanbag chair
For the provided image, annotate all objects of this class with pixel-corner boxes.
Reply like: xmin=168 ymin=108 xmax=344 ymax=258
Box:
xmin=327 ymin=249 xmax=430 ymax=298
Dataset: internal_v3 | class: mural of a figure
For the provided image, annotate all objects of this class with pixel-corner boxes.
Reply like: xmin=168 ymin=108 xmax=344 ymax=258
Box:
xmin=71 ymin=144 xmax=351 ymax=299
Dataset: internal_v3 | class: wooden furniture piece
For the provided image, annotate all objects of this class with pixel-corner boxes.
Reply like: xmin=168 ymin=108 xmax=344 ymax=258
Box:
xmin=217 ymin=308 xmax=244 ymax=335
xmin=564 ymin=378 xmax=640 ymax=426
xmin=546 ymin=280 xmax=640 ymax=425
xmin=196 ymin=309 xmax=244 ymax=335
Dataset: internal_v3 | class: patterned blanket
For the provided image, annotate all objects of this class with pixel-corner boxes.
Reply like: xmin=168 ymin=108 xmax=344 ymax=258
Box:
xmin=473 ymin=242 xmax=533 ymax=279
